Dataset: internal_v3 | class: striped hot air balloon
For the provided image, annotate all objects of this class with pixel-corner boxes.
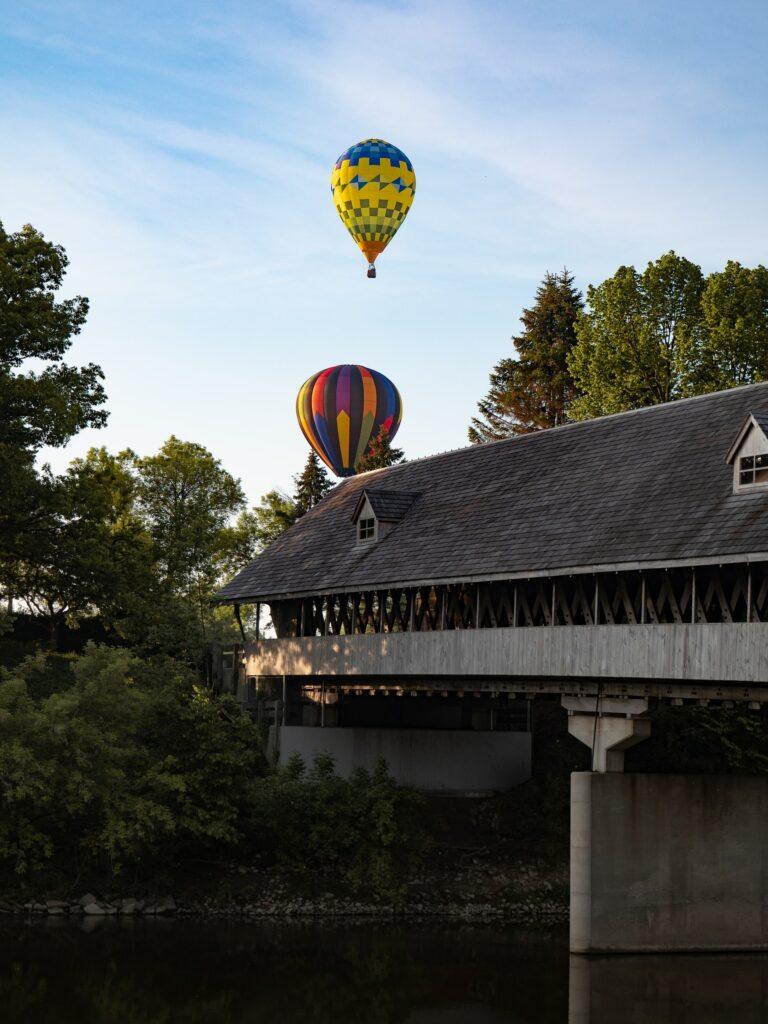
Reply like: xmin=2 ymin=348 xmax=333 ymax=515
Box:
xmin=296 ymin=365 xmax=403 ymax=477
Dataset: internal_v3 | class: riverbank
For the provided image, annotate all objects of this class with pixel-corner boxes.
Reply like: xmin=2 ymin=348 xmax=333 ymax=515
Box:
xmin=0 ymin=858 xmax=568 ymax=924
xmin=0 ymin=786 xmax=571 ymax=923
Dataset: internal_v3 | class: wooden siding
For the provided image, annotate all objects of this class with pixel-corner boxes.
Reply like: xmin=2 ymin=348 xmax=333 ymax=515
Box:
xmin=244 ymin=623 xmax=768 ymax=696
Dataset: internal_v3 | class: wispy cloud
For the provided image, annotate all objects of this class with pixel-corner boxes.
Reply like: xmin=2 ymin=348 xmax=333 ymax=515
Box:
xmin=1 ymin=0 xmax=766 ymax=499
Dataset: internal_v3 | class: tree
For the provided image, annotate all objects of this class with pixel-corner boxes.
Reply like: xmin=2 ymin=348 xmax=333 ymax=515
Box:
xmin=248 ymin=490 xmax=298 ymax=548
xmin=568 ymin=252 xmax=706 ymax=419
xmin=680 ymin=261 xmax=768 ymax=396
xmin=7 ymin=449 xmax=155 ymax=645
xmin=293 ymin=452 xmax=332 ymax=516
xmin=469 ymin=270 xmax=583 ymax=442
xmin=0 ymin=645 xmax=265 ymax=876
xmin=0 ymin=222 xmax=107 ymax=604
xmin=131 ymin=437 xmax=246 ymax=596
xmin=0 ymin=222 xmax=106 ymax=458
xmin=358 ymin=427 xmax=405 ymax=472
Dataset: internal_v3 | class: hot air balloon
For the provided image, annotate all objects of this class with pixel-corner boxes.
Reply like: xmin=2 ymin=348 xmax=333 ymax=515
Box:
xmin=331 ymin=138 xmax=415 ymax=278
xmin=296 ymin=365 xmax=403 ymax=477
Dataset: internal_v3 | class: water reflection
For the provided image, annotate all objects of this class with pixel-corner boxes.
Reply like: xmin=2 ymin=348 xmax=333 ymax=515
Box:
xmin=0 ymin=918 xmax=568 ymax=1023
xmin=3 ymin=918 xmax=768 ymax=1023
xmin=569 ymin=952 xmax=768 ymax=1024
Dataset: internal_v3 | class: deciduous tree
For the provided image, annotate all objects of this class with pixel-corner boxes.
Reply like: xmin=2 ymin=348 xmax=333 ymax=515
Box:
xmin=568 ymin=252 xmax=705 ymax=418
xmin=0 ymin=222 xmax=107 ymax=606
xmin=680 ymin=261 xmax=768 ymax=396
xmin=131 ymin=437 xmax=246 ymax=599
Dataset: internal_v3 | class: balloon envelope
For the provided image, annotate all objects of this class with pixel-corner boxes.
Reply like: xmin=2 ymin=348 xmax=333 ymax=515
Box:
xmin=331 ymin=138 xmax=415 ymax=274
xmin=296 ymin=365 xmax=403 ymax=477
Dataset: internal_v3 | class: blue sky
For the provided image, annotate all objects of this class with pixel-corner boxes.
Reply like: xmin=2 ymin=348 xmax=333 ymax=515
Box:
xmin=1 ymin=0 xmax=767 ymax=502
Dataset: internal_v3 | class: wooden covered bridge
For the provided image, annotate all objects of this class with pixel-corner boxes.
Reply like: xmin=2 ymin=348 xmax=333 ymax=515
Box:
xmin=218 ymin=383 xmax=768 ymax=767
xmin=217 ymin=382 xmax=768 ymax=953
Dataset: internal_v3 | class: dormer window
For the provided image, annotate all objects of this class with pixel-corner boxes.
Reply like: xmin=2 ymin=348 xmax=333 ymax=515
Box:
xmin=739 ymin=455 xmax=768 ymax=488
xmin=726 ymin=412 xmax=768 ymax=493
xmin=358 ymin=517 xmax=376 ymax=541
xmin=351 ymin=488 xmax=420 ymax=545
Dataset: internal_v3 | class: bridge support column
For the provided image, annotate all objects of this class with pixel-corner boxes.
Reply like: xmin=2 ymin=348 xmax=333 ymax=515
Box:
xmin=570 ymin=773 xmax=768 ymax=953
xmin=562 ymin=696 xmax=651 ymax=772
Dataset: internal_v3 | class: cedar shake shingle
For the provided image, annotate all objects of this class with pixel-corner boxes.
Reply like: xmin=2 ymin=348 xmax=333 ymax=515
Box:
xmin=217 ymin=383 xmax=768 ymax=602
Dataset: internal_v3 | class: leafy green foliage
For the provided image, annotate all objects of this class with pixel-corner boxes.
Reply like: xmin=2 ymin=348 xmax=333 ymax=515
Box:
xmin=251 ymin=753 xmax=424 ymax=898
xmin=569 ymin=252 xmax=768 ymax=419
xmin=0 ymin=645 xmax=264 ymax=876
xmin=357 ymin=426 xmax=405 ymax=472
xmin=240 ymin=489 xmax=298 ymax=550
xmin=0 ymin=648 xmax=424 ymax=898
xmin=0 ymin=222 xmax=107 ymax=614
xmin=5 ymin=450 xmax=156 ymax=645
xmin=680 ymin=261 xmax=768 ymax=396
xmin=131 ymin=436 xmax=246 ymax=596
xmin=628 ymin=703 xmax=768 ymax=775
xmin=0 ymin=222 xmax=105 ymax=456
xmin=568 ymin=251 xmax=705 ymax=418
xmin=225 ymin=455 xmax=331 ymax=561
xmin=470 ymin=269 xmax=583 ymax=441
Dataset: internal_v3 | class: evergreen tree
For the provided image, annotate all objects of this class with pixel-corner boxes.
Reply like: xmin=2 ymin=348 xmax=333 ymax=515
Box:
xmin=469 ymin=269 xmax=583 ymax=442
xmin=293 ymin=452 xmax=332 ymax=516
xmin=358 ymin=427 xmax=405 ymax=472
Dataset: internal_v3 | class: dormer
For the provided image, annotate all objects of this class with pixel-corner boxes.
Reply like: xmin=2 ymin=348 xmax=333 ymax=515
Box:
xmin=351 ymin=489 xmax=419 ymax=544
xmin=726 ymin=412 xmax=768 ymax=492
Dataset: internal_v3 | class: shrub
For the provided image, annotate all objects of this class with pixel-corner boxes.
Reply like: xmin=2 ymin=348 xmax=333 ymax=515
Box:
xmin=250 ymin=754 xmax=425 ymax=899
xmin=0 ymin=644 xmax=265 ymax=876
xmin=0 ymin=646 xmax=424 ymax=899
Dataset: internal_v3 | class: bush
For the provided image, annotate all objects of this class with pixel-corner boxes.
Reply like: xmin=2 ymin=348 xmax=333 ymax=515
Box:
xmin=250 ymin=754 xmax=425 ymax=899
xmin=628 ymin=702 xmax=768 ymax=775
xmin=0 ymin=644 xmax=265 ymax=877
xmin=0 ymin=646 xmax=425 ymax=899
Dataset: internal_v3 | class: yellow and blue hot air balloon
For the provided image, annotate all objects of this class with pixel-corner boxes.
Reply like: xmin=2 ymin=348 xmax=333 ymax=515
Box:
xmin=331 ymin=138 xmax=415 ymax=278
xmin=296 ymin=365 xmax=403 ymax=477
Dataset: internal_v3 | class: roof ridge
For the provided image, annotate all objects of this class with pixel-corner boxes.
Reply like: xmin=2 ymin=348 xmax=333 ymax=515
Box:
xmin=365 ymin=381 xmax=768 ymax=478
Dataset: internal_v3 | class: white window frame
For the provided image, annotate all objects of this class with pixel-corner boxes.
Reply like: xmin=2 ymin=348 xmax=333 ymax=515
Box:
xmin=737 ymin=453 xmax=768 ymax=492
xmin=358 ymin=516 xmax=376 ymax=541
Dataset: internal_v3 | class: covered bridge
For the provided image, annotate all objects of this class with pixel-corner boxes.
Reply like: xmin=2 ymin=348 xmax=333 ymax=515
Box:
xmin=217 ymin=382 xmax=768 ymax=786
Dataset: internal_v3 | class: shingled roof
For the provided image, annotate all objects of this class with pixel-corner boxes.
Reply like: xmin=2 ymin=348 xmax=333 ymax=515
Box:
xmin=218 ymin=383 xmax=768 ymax=603
xmin=353 ymin=489 xmax=420 ymax=523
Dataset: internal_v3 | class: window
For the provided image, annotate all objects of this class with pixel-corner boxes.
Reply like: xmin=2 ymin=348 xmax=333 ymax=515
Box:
xmin=739 ymin=454 xmax=768 ymax=487
xmin=358 ymin=517 xmax=375 ymax=540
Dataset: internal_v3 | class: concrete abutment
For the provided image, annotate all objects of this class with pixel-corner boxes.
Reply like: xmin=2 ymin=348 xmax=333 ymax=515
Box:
xmin=570 ymin=772 xmax=768 ymax=953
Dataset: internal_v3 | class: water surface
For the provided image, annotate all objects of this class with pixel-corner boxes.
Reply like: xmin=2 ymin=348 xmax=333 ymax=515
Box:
xmin=2 ymin=917 xmax=768 ymax=1023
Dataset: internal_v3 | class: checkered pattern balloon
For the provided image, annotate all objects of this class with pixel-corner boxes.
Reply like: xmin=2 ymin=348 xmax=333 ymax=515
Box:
xmin=331 ymin=138 xmax=415 ymax=276
xmin=296 ymin=364 xmax=403 ymax=477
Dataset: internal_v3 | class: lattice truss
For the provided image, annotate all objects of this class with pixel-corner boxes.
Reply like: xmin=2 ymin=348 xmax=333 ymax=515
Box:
xmin=269 ymin=563 xmax=768 ymax=637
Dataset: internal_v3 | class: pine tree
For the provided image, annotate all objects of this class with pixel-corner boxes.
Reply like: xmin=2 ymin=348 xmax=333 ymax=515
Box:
xmin=357 ymin=427 xmax=405 ymax=473
xmin=293 ymin=451 xmax=332 ymax=516
xmin=469 ymin=269 xmax=583 ymax=442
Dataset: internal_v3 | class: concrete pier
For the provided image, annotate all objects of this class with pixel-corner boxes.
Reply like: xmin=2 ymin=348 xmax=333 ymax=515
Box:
xmin=571 ymin=772 xmax=768 ymax=953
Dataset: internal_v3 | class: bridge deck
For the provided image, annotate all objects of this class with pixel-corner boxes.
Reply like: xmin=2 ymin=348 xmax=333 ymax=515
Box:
xmin=243 ymin=623 xmax=768 ymax=702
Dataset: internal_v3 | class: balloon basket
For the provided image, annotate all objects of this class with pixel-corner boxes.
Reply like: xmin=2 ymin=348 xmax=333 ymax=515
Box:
xmin=367 ymin=264 xmax=376 ymax=279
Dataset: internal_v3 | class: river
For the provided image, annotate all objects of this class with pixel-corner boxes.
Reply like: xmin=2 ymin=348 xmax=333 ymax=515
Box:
xmin=1 ymin=917 xmax=767 ymax=1022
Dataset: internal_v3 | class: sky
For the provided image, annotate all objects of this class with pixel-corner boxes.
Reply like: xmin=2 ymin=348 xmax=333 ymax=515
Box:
xmin=1 ymin=0 xmax=767 ymax=503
